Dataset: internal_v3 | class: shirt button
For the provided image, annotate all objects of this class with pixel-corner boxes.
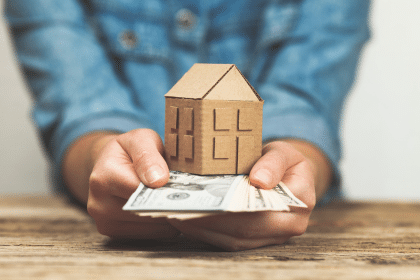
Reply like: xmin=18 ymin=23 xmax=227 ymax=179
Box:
xmin=119 ymin=30 xmax=138 ymax=50
xmin=175 ymin=8 xmax=196 ymax=30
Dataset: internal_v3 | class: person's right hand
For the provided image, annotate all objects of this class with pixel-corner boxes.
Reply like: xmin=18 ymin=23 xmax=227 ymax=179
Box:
xmin=85 ymin=129 xmax=180 ymax=239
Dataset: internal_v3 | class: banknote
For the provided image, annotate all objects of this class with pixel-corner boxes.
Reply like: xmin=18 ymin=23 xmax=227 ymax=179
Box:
xmin=123 ymin=171 xmax=243 ymax=212
xmin=273 ymin=182 xmax=307 ymax=208
xmin=123 ymin=171 xmax=307 ymax=220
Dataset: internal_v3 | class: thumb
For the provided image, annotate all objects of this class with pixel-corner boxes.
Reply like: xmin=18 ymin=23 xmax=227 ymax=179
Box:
xmin=249 ymin=141 xmax=305 ymax=189
xmin=117 ymin=129 xmax=169 ymax=188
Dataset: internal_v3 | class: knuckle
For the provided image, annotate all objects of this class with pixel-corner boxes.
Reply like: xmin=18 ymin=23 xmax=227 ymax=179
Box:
xmin=300 ymin=159 xmax=313 ymax=173
xmin=89 ymin=160 xmax=122 ymax=194
xmin=142 ymin=128 xmax=158 ymax=139
xmin=136 ymin=128 xmax=155 ymax=136
xmin=88 ymin=171 xmax=107 ymax=194
xmin=264 ymin=141 xmax=292 ymax=154
xmin=136 ymin=148 xmax=154 ymax=163
xmin=268 ymin=146 xmax=285 ymax=161
xmin=88 ymin=172 xmax=101 ymax=188
xmin=264 ymin=141 xmax=306 ymax=163
xmin=269 ymin=149 xmax=289 ymax=172
xmin=133 ymin=150 xmax=156 ymax=172
xmin=127 ymin=128 xmax=159 ymax=142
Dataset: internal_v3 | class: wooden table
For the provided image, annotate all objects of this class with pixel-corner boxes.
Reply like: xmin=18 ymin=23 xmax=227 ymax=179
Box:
xmin=1 ymin=196 xmax=419 ymax=280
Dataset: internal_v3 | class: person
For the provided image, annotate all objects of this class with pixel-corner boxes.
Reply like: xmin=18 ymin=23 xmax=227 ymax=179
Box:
xmin=4 ymin=0 xmax=370 ymax=251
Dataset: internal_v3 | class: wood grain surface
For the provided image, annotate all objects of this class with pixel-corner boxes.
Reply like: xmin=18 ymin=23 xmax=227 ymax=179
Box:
xmin=0 ymin=196 xmax=419 ymax=280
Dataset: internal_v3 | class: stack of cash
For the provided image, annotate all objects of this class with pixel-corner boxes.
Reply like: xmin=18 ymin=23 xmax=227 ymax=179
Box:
xmin=123 ymin=171 xmax=307 ymax=220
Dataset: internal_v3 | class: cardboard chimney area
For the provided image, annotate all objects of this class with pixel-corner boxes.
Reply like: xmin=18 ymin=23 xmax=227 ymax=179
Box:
xmin=164 ymin=63 xmax=264 ymax=175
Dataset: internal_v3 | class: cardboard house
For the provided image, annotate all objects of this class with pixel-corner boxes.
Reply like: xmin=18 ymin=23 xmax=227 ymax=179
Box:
xmin=164 ymin=63 xmax=264 ymax=175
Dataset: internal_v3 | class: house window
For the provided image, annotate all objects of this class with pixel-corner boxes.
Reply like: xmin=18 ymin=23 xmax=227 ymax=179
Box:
xmin=183 ymin=135 xmax=194 ymax=159
xmin=214 ymin=108 xmax=234 ymax=131
xmin=183 ymin=107 xmax=194 ymax=134
xmin=168 ymin=106 xmax=179 ymax=133
xmin=237 ymin=135 xmax=255 ymax=173
xmin=237 ymin=108 xmax=254 ymax=131
xmin=167 ymin=133 xmax=178 ymax=158
xmin=213 ymin=136 xmax=232 ymax=159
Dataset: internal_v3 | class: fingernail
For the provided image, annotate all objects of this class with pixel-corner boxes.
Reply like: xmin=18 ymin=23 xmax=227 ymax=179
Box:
xmin=145 ymin=165 xmax=165 ymax=184
xmin=254 ymin=169 xmax=272 ymax=187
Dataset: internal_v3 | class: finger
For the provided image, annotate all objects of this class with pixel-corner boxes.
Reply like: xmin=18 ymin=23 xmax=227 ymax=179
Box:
xmin=168 ymin=219 xmax=290 ymax=251
xmin=170 ymin=211 xmax=310 ymax=240
xmin=95 ymin=219 xmax=180 ymax=239
xmin=116 ymin=129 xmax=169 ymax=188
xmin=281 ymin=161 xmax=316 ymax=211
xmin=249 ymin=141 xmax=305 ymax=189
xmin=89 ymin=140 xmax=141 ymax=199
xmin=87 ymin=192 xmax=169 ymax=223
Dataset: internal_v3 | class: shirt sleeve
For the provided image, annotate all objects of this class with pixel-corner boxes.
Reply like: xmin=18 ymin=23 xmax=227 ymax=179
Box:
xmin=250 ymin=0 xmax=371 ymax=202
xmin=4 ymin=0 xmax=154 ymax=193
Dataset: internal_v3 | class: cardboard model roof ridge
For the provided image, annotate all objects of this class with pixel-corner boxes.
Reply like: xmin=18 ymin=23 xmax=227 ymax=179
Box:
xmin=165 ymin=63 xmax=262 ymax=101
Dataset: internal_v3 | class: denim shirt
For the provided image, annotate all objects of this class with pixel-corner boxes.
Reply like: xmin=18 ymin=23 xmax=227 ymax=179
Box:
xmin=4 ymin=0 xmax=370 ymax=203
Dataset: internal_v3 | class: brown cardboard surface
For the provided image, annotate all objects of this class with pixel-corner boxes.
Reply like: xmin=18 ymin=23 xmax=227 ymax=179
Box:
xmin=183 ymin=107 xmax=194 ymax=132
xmin=167 ymin=106 xmax=179 ymax=130
xmin=238 ymin=107 xmax=255 ymax=131
xmin=166 ymin=133 xmax=178 ymax=157
xmin=165 ymin=98 xmax=203 ymax=174
xmin=164 ymin=63 xmax=264 ymax=175
xmin=165 ymin=64 xmax=233 ymax=99
xmin=200 ymin=100 xmax=263 ymax=175
xmin=204 ymin=66 xmax=259 ymax=101
xmin=214 ymin=108 xmax=235 ymax=131
xmin=237 ymin=135 xmax=256 ymax=174
xmin=183 ymin=135 xmax=194 ymax=159
xmin=213 ymin=136 xmax=233 ymax=159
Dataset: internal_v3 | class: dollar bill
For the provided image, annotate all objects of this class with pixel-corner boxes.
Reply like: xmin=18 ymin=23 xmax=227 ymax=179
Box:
xmin=123 ymin=171 xmax=307 ymax=220
xmin=273 ymin=182 xmax=307 ymax=208
xmin=123 ymin=171 xmax=243 ymax=212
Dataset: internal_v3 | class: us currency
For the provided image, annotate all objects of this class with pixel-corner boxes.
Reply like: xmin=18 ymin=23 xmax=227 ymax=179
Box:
xmin=123 ymin=171 xmax=307 ymax=220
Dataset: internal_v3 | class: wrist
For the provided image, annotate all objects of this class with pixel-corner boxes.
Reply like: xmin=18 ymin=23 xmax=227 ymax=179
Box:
xmin=62 ymin=131 xmax=119 ymax=204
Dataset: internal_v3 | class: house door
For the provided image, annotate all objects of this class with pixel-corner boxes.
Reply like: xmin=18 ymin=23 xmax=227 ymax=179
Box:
xmin=236 ymin=136 xmax=255 ymax=174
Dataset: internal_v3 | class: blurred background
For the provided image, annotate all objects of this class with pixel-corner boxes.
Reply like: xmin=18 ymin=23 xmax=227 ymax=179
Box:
xmin=1 ymin=1 xmax=419 ymax=200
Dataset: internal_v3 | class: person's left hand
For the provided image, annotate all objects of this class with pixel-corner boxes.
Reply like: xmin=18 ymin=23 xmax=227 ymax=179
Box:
xmin=166 ymin=141 xmax=316 ymax=251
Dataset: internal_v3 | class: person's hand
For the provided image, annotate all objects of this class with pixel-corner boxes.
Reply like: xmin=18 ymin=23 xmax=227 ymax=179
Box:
xmin=85 ymin=129 xmax=180 ymax=239
xmin=167 ymin=141 xmax=317 ymax=251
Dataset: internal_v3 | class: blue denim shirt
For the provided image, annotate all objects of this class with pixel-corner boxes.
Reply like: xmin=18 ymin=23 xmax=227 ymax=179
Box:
xmin=5 ymin=0 xmax=370 ymax=203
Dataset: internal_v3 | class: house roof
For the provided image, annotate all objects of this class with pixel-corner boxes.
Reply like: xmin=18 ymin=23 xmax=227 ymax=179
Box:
xmin=165 ymin=63 xmax=262 ymax=101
